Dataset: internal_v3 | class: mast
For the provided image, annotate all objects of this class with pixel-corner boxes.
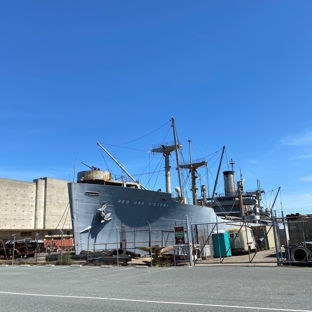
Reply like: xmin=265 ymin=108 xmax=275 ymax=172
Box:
xmin=96 ymin=141 xmax=146 ymax=190
xmin=171 ymin=117 xmax=184 ymax=197
xmin=180 ymin=160 xmax=207 ymax=205
xmin=151 ymin=143 xmax=182 ymax=193
xmin=211 ymin=146 xmax=226 ymax=200
xmin=179 ymin=137 xmax=208 ymax=205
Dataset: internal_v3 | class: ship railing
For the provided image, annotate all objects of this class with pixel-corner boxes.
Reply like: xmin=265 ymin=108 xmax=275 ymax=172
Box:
xmin=179 ymin=156 xmax=206 ymax=166
xmin=112 ymin=174 xmax=132 ymax=182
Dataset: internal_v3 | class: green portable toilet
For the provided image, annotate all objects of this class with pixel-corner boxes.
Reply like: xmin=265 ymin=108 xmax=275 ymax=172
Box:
xmin=212 ymin=231 xmax=232 ymax=257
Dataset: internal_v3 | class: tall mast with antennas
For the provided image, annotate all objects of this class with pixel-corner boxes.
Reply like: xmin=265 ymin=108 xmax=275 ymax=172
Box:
xmin=151 ymin=143 xmax=182 ymax=193
xmin=179 ymin=139 xmax=207 ymax=205
xmin=180 ymin=160 xmax=207 ymax=205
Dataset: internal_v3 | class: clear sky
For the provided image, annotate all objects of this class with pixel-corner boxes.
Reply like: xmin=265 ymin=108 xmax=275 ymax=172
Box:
xmin=1 ymin=1 xmax=311 ymax=215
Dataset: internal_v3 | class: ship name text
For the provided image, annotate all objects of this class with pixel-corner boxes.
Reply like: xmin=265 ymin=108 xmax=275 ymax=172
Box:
xmin=117 ymin=199 xmax=169 ymax=207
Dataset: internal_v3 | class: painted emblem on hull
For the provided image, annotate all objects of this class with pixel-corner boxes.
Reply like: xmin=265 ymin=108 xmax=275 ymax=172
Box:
xmin=80 ymin=203 xmax=112 ymax=233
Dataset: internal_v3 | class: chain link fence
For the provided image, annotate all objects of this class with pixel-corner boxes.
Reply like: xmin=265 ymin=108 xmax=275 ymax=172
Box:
xmin=282 ymin=213 xmax=312 ymax=265
xmin=83 ymin=212 xmax=312 ymax=266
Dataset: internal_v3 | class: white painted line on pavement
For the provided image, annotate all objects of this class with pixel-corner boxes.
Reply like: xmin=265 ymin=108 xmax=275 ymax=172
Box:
xmin=0 ymin=291 xmax=311 ymax=312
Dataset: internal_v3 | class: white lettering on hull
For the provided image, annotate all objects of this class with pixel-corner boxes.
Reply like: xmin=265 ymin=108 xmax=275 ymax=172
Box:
xmin=117 ymin=199 xmax=169 ymax=207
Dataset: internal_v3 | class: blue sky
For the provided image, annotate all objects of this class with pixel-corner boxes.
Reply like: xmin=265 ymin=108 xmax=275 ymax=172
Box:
xmin=1 ymin=1 xmax=311 ymax=215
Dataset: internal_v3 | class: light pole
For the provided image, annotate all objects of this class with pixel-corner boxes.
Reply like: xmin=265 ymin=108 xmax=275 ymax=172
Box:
xmin=12 ymin=234 xmax=16 ymax=265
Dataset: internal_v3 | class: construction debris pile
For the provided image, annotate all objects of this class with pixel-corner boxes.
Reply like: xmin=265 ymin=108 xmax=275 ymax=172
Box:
xmin=0 ymin=239 xmax=44 ymax=260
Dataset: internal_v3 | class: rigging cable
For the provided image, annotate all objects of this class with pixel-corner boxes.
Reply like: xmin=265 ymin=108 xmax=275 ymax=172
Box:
xmin=151 ymin=156 xmax=164 ymax=191
xmin=102 ymin=119 xmax=171 ymax=147
xmin=62 ymin=204 xmax=70 ymax=230
xmin=55 ymin=202 xmax=70 ymax=231
xmin=137 ymin=122 xmax=172 ymax=182
xmin=99 ymin=148 xmax=111 ymax=172
xmin=97 ymin=120 xmax=173 ymax=186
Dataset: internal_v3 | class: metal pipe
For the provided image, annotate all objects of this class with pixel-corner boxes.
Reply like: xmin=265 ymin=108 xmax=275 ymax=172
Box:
xmin=87 ymin=229 xmax=90 ymax=262
xmin=35 ymin=233 xmax=39 ymax=265
xmin=147 ymin=221 xmax=152 ymax=267
xmin=12 ymin=234 xmax=16 ymax=265
xmin=244 ymin=222 xmax=251 ymax=262
xmin=186 ymin=215 xmax=193 ymax=266
xmin=281 ymin=211 xmax=290 ymax=264
xmin=60 ymin=230 xmax=63 ymax=262
xmin=271 ymin=209 xmax=281 ymax=266
xmin=115 ymin=225 xmax=119 ymax=267
xmin=271 ymin=187 xmax=281 ymax=210
xmin=275 ymin=210 xmax=283 ymax=262
xmin=216 ymin=214 xmax=222 ymax=263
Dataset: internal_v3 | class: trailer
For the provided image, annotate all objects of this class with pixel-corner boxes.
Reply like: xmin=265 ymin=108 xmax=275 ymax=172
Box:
xmin=227 ymin=227 xmax=256 ymax=254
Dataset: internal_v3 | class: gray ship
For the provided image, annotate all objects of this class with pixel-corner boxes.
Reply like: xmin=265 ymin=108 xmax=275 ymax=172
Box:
xmin=68 ymin=118 xmax=229 ymax=255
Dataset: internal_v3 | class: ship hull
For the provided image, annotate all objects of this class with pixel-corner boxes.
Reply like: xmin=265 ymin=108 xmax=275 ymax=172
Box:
xmin=68 ymin=182 xmax=228 ymax=255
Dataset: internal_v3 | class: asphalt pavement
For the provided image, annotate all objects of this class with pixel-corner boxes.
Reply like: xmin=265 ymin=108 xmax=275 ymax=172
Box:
xmin=0 ymin=264 xmax=311 ymax=312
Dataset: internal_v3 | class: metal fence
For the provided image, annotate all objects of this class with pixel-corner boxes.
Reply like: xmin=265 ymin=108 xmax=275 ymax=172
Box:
xmin=281 ymin=213 xmax=312 ymax=265
xmin=191 ymin=213 xmax=312 ymax=266
xmin=190 ymin=219 xmax=279 ymax=265
xmin=92 ymin=228 xmax=177 ymax=253
xmin=85 ymin=212 xmax=312 ymax=266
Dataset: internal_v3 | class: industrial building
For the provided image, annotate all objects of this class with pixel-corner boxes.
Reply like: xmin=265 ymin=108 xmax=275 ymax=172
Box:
xmin=0 ymin=177 xmax=72 ymax=250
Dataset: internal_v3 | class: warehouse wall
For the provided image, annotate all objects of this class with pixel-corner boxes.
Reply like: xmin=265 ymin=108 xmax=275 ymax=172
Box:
xmin=0 ymin=178 xmax=36 ymax=231
xmin=0 ymin=177 xmax=71 ymax=240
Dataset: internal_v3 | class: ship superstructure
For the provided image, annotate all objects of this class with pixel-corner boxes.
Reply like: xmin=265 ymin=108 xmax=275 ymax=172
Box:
xmin=206 ymin=161 xmax=270 ymax=220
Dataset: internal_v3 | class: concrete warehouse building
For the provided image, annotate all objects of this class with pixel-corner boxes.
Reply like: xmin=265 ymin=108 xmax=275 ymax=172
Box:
xmin=0 ymin=177 xmax=72 ymax=247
